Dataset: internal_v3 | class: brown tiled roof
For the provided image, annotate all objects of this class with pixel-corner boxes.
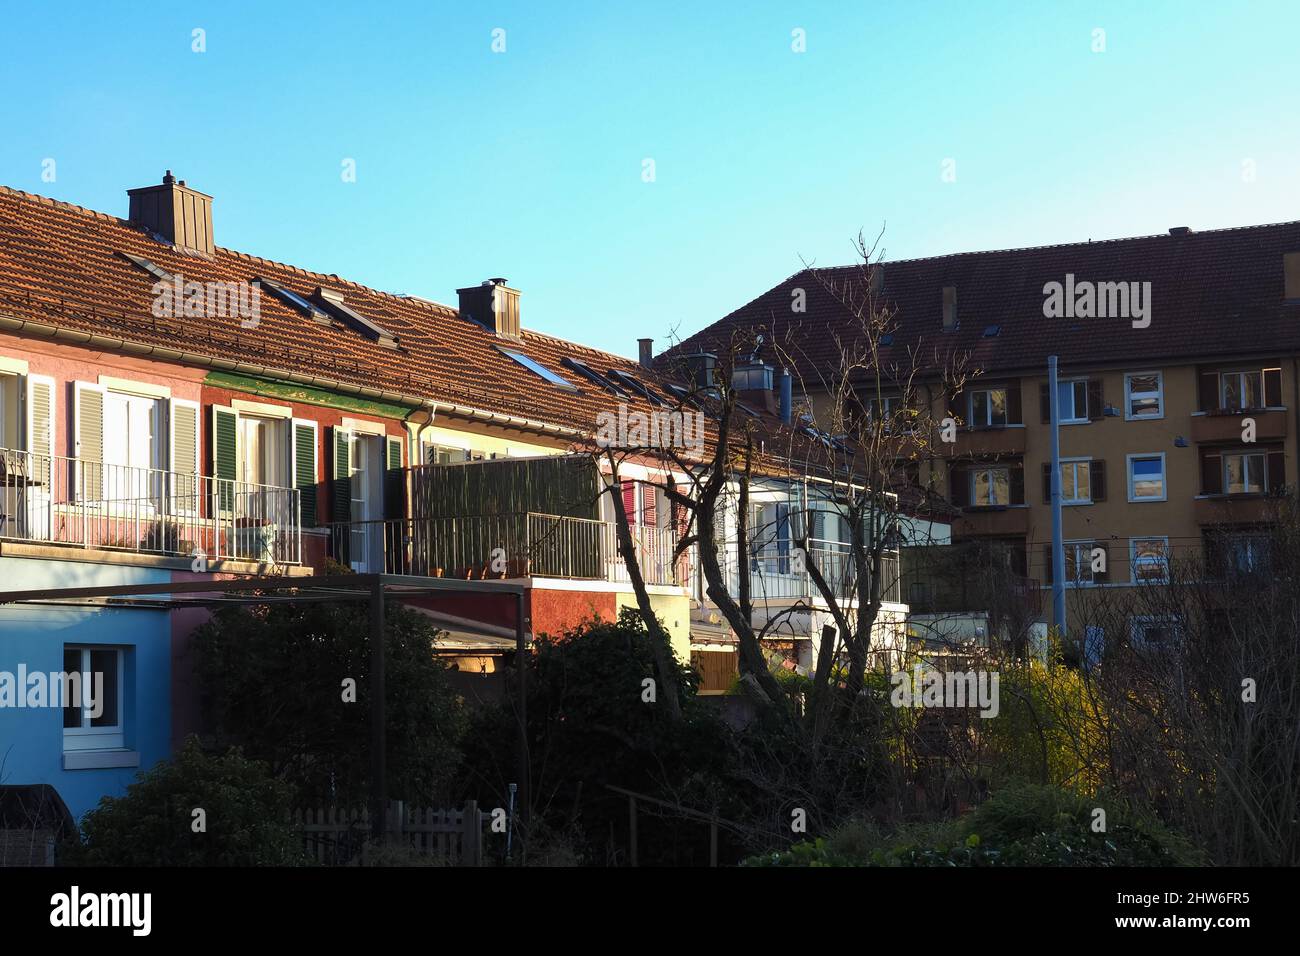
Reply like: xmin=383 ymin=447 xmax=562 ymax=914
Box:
xmin=662 ymin=223 xmax=1300 ymax=381
xmin=0 ymin=183 xmax=693 ymax=437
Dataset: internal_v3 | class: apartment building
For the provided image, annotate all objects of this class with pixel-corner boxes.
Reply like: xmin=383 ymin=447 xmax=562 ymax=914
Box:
xmin=0 ymin=173 xmax=903 ymax=824
xmin=665 ymin=221 xmax=1300 ymax=644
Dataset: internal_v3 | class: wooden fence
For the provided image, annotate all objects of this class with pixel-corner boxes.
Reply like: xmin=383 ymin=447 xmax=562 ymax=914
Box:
xmin=295 ymin=800 xmax=484 ymax=866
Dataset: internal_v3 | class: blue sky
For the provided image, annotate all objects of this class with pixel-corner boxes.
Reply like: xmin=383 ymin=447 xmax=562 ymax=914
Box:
xmin=2 ymin=1 xmax=1297 ymax=357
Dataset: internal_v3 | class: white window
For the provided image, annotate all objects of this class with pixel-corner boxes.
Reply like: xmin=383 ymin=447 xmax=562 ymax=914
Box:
xmin=1124 ymin=371 xmax=1163 ymax=420
xmin=1057 ymin=379 xmax=1089 ymax=423
xmin=102 ymin=390 xmax=161 ymax=504
xmin=239 ymin=416 xmax=286 ymax=487
xmin=1130 ymin=537 xmax=1169 ymax=583
xmin=1220 ymin=370 xmax=1262 ymax=410
xmin=970 ymin=467 xmax=1010 ymax=506
xmin=1063 ymin=541 xmax=1097 ymax=586
xmin=1223 ymin=452 xmax=1266 ymax=494
xmin=1127 ymin=454 xmax=1167 ymax=501
xmin=969 ymin=388 xmax=1008 ymax=428
xmin=62 ymin=646 xmax=124 ymax=751
xmin=1060 ymin=459 xmax=1092 ymax=504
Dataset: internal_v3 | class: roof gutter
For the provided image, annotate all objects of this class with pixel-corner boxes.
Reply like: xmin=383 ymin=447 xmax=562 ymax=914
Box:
xmin=0 ymin=311 xmax=583 ymax=441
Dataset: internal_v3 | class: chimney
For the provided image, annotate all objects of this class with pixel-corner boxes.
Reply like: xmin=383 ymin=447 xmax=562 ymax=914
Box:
xmin=733 ymin=357 xmax=777 ymax=415
xmin=1286 ymin=252 xmax=1300 ymax=301
xmin=127 ymin=170 xmax=214 ymax=256
xmin=1169 ymin=226 xmax=1192 ymax=237
xmin=457 ymin=278 xmax=521 ymax=339
xmin=779 ymin=368 xmax=793 ymax=424
xmin=638 ymin=338 xmax=654 ymax=369
xmin=678 ymin=352 xmax=717 ymax=390
xmin=942 ymin=286 xmax=958 ymax=331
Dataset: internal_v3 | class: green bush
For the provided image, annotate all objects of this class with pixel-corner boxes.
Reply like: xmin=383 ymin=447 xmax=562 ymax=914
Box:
xmin=62 ymin=738 xmax=306 ymax=866
xmin=192 ymin=601 xmax=466 ymax=807
xmin=744 ymin=782 xmax=1202 ymax=867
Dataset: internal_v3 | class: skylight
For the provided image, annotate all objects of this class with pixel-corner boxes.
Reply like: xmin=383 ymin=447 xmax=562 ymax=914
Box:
xmin=312 ymin=288 xmax=399 ymax=349
xmin=120 ymin=252 xmax=172 ymax=283
xmin=663 ymin=383 xmax=702 ymax=408
xmin=562 ymin=357 xmax=629 ymax=396
xmin=607 ymin=369 xmax=668 ymax=407
xmin=500 ymin=349 xmax=579 ymax=391
xmin=254 ymin=277 xmax=329 ymax=320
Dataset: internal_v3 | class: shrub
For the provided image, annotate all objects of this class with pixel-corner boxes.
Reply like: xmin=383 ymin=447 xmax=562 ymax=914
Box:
xmin=62 ymin=738 xmax=306 ymax=866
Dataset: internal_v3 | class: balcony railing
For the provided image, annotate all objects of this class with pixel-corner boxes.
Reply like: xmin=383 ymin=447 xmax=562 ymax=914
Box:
xmin=0 ymin=447 xmax=301 ymax=564
xmin=724 ymin=538 xmax=903 ymax=605
xmin=325 ymin=512 xmax=685 ymax=587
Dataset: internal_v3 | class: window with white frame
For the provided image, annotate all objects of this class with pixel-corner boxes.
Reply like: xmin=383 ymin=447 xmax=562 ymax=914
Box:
xmin=1129 ymin=615 xmax=1180 ymax=650
xmin=238 ymin=415 xmax=287 ymax=488
xmin=1063 ymin=541 xmax=1096 ymax=586
xmin=1220 ymin=370 xmax=1263 ymax=410
xmin=1130 ymin=537 xmax=1169 ymax=583
xmin=1223 ymin=451 xmax=1266 ymax=494
xmin=102 ymin=390 xmax=161 ymax=503
xmin=1124 ymin=372 xmax=1163 ymax=420
xmin=970 ymin=466 xmax=1010 ymax=506
xmin=1127 ymin=454 xmax=1167 ymax=501
xmin=1056 ymin=379 xmax=1089 ymax=423
xmin=1060 ymin=459 xmax=1092 ymax=504
xmin=968 ymin=388 xmax=1008 ymax=428
xmin=62 ymin=646 xmax=124 ymax=751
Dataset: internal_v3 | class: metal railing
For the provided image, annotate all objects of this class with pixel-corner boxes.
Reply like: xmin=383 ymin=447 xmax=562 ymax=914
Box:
xmin=325 ymin=512 xmax=685 ymax=586
xmin=0 ymin=447 xmax=301 ymax=564
xmin=724 ymin=537 xmax=903 ymax=605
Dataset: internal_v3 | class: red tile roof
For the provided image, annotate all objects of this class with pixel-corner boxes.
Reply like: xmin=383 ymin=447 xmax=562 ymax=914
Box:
xmin=662 ymin=223 xmax=1300 ymax=381
xmin=0 ymin=183 xmax=687 ymax=437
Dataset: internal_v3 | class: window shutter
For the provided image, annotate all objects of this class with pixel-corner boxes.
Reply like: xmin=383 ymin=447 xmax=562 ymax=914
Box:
xmin=1092 ymin=541 xmax=1110 ymax=584
xmin=211 ymin=406 xmax=238 ymax=513
xmin=292 ymin=420 xmax=318 ymax=527
xmin=384 ymin=435 xmax=405 ymax=520
xmin=950 ymin=468 xmax=970 ymax=508
xmin=1089 ymin=459 xmax=1107 ymax=502
xmin=1006 ymin=382 xmax=1023 ymax=425
xmin=74 ymin=382 xmax=105 ymax=501
xmin=1039 ymin=382 xmax=1051 ymax=424
xmin=1199 ymin=371 xmax=1219 ymax=412
xmin=1087 ymin=379 xmax=1104 ymax=421
xmin=332 ymin=428 xmax=352 ymax=526
xmin=1267 ymin=449 xmax=1286 ymax=493
xmin=1009 ymin=463 xmax=1024 ymax=505
xmin=169 ymin=398 xmax=200 ymax=511
xmin=1264 ymin=368 xmax=1282 ymax=407
xmin=641 ymin=482 xmax=658 ymax=528
xmin=26 ymin=375 xmax=55 ymax=488
xmin=620 ymin=479 xmax=638 ymax=527
xmin=1043 ymin=544 xmax=1054 ymax=584
xmin=1042 ymin=462 xmax=1053 ymax=504
xmin=1201 ymin=452 xmax=1222 ymax=495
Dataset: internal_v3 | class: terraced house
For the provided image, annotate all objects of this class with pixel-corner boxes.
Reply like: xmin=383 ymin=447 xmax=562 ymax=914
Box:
xmin=668 ymin=222 xmax=1300 ymax=646
xmin=0 ymin=173 xmax=916 ymax=834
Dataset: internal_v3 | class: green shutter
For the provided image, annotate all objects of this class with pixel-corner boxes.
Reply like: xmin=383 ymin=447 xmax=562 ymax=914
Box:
xmin=385 ymin=436 xmax=404 ymax=520
xmin=331 ymin=428 xmax=351 ymax=566
xmin=212 ymin=407 xmax=238 ymax=513
xmin=294 ymin=422 xmax=318 ymax=527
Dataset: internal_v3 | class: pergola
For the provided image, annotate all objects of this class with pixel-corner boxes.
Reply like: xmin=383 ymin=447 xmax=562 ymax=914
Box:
xmin=0 ymin=573 xmax=530 ymax=839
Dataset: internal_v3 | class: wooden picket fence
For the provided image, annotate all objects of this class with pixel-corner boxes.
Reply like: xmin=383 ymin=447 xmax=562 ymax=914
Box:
xmin=295 ymin=800 xmax=484 ymax=866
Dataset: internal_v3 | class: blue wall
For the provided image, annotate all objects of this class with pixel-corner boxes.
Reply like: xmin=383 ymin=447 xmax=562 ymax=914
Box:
xmin=0 ymin=557 xmax=172 ymax=823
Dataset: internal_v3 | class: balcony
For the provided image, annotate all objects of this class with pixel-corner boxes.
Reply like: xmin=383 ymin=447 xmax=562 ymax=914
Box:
xmin=0 ymin=447 xmax=301 ymax=564
xmin=324 ymin=512 xmax=687 ymax=587
xmin=1191 ymin=409 xmax=1288 ymax=443
xmin=723 ymin=540 xmax=903 ymax=606
xmin=1193 ymin=494 xmax=1282 ymax=526
xmin=951 ymin=505 xmax=1031 ymax=538
xmin=951 ymin=426 xmax=1027 ymax=458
